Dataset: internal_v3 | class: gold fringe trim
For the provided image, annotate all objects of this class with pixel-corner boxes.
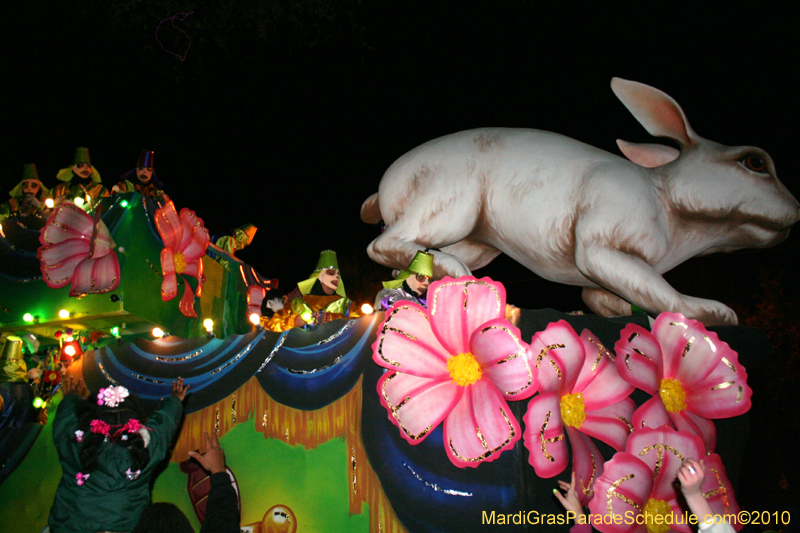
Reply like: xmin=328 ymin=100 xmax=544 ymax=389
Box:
xmin=169 ymin=376 xmax=408 ymax=533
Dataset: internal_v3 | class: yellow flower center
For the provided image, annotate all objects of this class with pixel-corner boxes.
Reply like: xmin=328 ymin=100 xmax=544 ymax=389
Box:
xmin=659 ymin=377 xmax=687 ymax=413
xmin=173 ymin=251 xmax=187 ymax=274
xmin=643 ymin=498 xmax=672 ymax=533
xmin=559 ymin=392 xmax=586 ymax=428
xmin=447 ymin=353 xmax=482 ymax=386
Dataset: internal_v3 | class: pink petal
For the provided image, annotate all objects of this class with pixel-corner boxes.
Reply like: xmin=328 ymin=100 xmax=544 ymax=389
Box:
xmin=626 ymin=427 xmax=704 ymax=502
xmin=651 ymin=312 xmax=723 ymax=383
xmin=89 ymin=221 xmax=115 ymax=258
xmin=179 ymin=276 xmax=198 ymax=317
xmin=530 ymin=320 xmax=584 ymax=394
xmin=372 ymin=304 xmax=450 ymax=378
xmin=669 ymin=410 xmax=717 ymax=454
xmin=177 ymin=208 xmax=210 ymax=262
xmin=580 ymin=398 xmax=636 ymax=451
xmin=160 ymin=248 xmax=178 ymax=300
xmin=702 ymin=454 xmax=741 ymax=519
xmin=470 ymin=318 xmax=537 ymax=400
xmin=428 ymin=276 xmax=506 ymax=355
xmin=377 ymin=371 xmax=462 ymax=444
xmin=443 ymin=379 xmax=520 ymax=468
xmin=632 ymin=396 xmax=674 ymax=432
xmin=566 ymin=427 xmax=605 ymax=506
xmin=38 ymin=202 xmax=94 ymax=246
xmin=614 ymin=324 xmax=663 ymax=395
xmin=577 ymin=329 xmax=635 ymax=410
xmin=38 ymin=240 xmax=91 ymax=288
xmin=685 ymin=357 xmax=752 ymax=419
xmin=69 ymin=253 xmax=120 ymax=295
xmin=587 ymin=452 xmax=653 ymax=533
xmin=522 ymin=391 xmax=567 ymax=478
xmin=154 ymin=201 xmax=182 ymax=250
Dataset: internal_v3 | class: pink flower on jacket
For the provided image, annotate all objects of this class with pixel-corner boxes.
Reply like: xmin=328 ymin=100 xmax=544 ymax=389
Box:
xmin=588 ymin=427 xmax=740 ymax=533
xmin=155 ymin=201 xmax=210 ymax=318
xmin=614 ymin=312 xmax=751 ymax=454
xmin=523 ymin=323 xmax=635 ymax=503
xmin=372 ymin=276 xmax=537 ymax=468
xmin=38 ymin=202 xmax=120 ymax=296
xmin=90 ymin=419 xmax=111 ymax=436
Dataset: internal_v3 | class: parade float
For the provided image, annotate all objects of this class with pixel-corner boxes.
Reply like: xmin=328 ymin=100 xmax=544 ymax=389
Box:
xmin=1 ymin=77 xmax=797 ymax=533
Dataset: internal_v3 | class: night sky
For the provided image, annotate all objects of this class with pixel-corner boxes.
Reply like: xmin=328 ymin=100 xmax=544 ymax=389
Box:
xmin=7 ymin=1 xmax=799 ymax=310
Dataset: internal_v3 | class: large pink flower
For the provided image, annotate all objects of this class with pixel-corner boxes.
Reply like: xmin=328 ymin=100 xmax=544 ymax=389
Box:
xmin=38 ymin=202 xmax=120 ymax=296
xmin=155 ymin=201 xmax=209 ymax=318
xmin=523 ymin=323 xmax=635 ymax=503
xmin=372 ymin=276 xmax=537 ymax=468
xmin=588 ymin=427 xmax=740 ymax=533
xmin=614 ymin=312 xmax=751 ymax=453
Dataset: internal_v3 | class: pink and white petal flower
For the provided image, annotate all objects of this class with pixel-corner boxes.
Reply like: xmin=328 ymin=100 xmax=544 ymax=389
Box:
xmin=177 ymin=209 xmax=210 ymax=263
xmin=523 ymin=391 xmax=567 ymax=478
xmin=588 ymin=452 xmax=653 ymax=533
xmin=443 ymin=379 xmax=520 ymax=468
xmin=154 ymin=201 xmax=182 ymax=250
xmin=652 ymin=313 xmax=722 ymax=382
xmin=471 ymin=318 xmax=537 ymax=400
xmin=702 ymin=453 xmax=742 ymax=523
xmin=39 ymin=202 xmax=95 ymax=246
xmin=428 ymin=277 xmax=506 ymax=355
xmin=69 ymin=253 xmax=120 ymax=295
xmin=685 ymin=360 xmax=751 ymax=419
xmin=670 ymin=409 xmax=717 ymax=454
xmin=160 ymin=248 xmax=178 ymax=300
xmin=39 ymin=240 xmax=91 ymax=288
xmin=372 ymin=304 xmax=450 ymax=378
xmin=615 ymin=324 xmax=663 ymax=395
xmin=181 ymin=259 xmax=202 ymax=280
xmin=626 ymin=427 xmax=705 ymax=502
xmin=632 ymin=396 xmax=674 ymax=432
xmin=580 ymin=398 xmax=636 ymax=451
xmin=577 ymin=330 xmax=635 ymax=409
xmin=377 ymin=371 xmax=462 ymax=445
xmin=530 ymin=320 xmax=584 ymax=393
xmin=178 ymin=277 xmax=198 ymax=318
xmin=566 ymin=426 xmax=605 ymax=506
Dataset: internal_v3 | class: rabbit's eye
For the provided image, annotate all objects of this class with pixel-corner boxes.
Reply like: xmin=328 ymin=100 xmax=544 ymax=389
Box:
xmin=743 ymin=155 xmax=766 ymax=173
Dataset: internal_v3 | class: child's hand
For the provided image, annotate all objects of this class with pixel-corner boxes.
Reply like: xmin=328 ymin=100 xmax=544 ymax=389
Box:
xmin=171 ymin=377 xmax=189 ymax=401
xmin=188 ymin=431 xmax=226 ymax=474
xmin=553 ymin=471 xmax=584 ymax=518
xmin=677 ymin=458 xmax=705 ymax=497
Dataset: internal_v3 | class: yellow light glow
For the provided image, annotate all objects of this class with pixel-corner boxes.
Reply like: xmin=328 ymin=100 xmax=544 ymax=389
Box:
xmin=203 ymin=319 xmax=214 ymax=332
xmin=45 ymin=198 xmax=55 ymax=208
xmin=64 ymin=345 xmax=76 ymax=356
xmin=301 ymin=312 xmax=313 ymax=323
xmin=64 ymin=336 xmax=73 ymax=342
xmin=58 ymin=309 xmax=70 ymax=319
xmin=73 ymin=197 xmax=85 ymax=206
xmin=361 ymin=303 xmax=374 ymax=315
xmin=249 ymin=313 xmax=261 ymax=325
xmin=152 ymin=327 xmax=165 ymax=338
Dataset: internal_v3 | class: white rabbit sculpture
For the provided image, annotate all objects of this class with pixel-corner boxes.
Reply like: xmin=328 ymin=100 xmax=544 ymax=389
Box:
xmin=361 ymin=78 xmax=800 ymax=325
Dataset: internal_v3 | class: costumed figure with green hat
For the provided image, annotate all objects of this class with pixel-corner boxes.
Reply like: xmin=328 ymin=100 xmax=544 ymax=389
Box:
xmin=112 ymin=150 xmax=169 ymax=204
xmin=0 ymin=164 xmax=53 ymax=223
xmin=265 ymin=250 xmax=363 ymax=331
xmin=213 ymin=223 xmax=257 ymax=270
xmin=373 ymin=250 xmax=433 ymax=311
xmin=52 ymin=147 xmax=109 ymax=210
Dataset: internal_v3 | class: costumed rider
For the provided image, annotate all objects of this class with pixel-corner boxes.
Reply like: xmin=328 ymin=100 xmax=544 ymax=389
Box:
xmin=265 ymin=250 xmax=363 ymax=331
xmin=213 ymin=223 xmax=257 ymax=270
xmin=0 ymin=164 xmax=52 ymax=223
xmin=52 ymin=147 xmax=109 ymax=210
xmin=112 ymin=150 xmax=168 ymax=203
xmin=374 ymin=250 xmax=433 ymax=311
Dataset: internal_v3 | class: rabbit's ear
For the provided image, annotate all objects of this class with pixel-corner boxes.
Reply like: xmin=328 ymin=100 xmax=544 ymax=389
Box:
xmin=616 ymin=139 xmax=680 ymax=168
xmin=611 ymin=78 xmax=697 ymax=146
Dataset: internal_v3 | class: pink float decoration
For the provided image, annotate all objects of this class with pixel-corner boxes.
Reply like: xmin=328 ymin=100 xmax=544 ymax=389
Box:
xmin=614 ymin=312 xmax=751 ymax=453
xmin=523 ymin=323 xmax=635 ymax=504
xmin=38 ymin=201 xmax=120 ymax=296
xmin=588 ymin=427 xmax=740 ymax=533
xmin=155 ymin=201 xmax=210 ymax=318
xmin=372 ymin=276 xmax=537 ymax=468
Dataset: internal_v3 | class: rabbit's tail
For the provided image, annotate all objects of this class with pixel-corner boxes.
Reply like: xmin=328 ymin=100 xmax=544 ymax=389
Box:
xmin=361 ymin=193 xmax=382 ymax=224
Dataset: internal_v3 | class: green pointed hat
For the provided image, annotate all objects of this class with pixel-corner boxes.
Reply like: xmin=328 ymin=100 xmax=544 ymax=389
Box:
xmin=0 ymin=336 xmax=27 ymax=383
xmin=382 ymin=251 xmax=434 ymax=289
xmin=10 ymin=164 xmax=51 ymax=198
xmin=57 ymin=147 xmax=101 ymax=183
xmin=297 ymin=250 xmax=346 ymax=297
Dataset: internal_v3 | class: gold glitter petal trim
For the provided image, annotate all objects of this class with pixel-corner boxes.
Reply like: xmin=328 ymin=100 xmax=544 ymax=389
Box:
xmin=448 ymin=408 xmax=515 ymax=462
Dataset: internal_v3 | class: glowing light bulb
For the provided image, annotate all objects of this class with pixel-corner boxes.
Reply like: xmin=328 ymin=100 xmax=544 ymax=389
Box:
xmin=249 ymin=313 xmax=261 ymax=325
xmin=23 ymin=313 xmax=34 ymax=323
xmin=361 ymin=303 xmax=374 ymax=315
xmin=301 ymin=312 xmax=313 ymax=323
xmin=64 ymin=336 xmax=73 ymax=342
xmin=111 ymin=326 xmax=120 ymax=336
xmin=120 ymin=200 xmax=129 ymax=208
xmin=58 ymin=309 xmax=70 ymax=319
xmin=203 ymin=319 xmax=214 ymax=332
xmin=33 ymin=397 xmax=44 ymax=408
xmin=152 ymin=327 xmax=165 ymax=338
xmin=45 ymin=198 xmax=54 ymax=208
xmin=64 ymin=345 xmax=76 ymax=356
xmin=73 ymin=197 xmax=84 ymax=206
